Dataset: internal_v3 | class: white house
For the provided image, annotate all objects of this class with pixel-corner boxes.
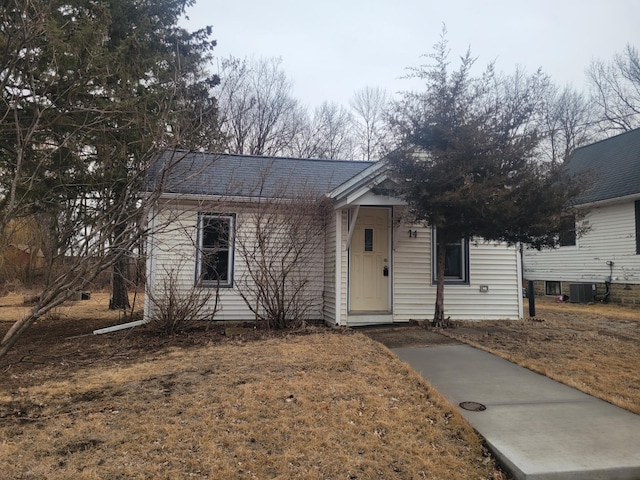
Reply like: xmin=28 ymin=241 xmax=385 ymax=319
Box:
xmin=524 ymin=128 xmax=640 ymax=305
xmin=143 ymin=150 xmax=524 ymax=326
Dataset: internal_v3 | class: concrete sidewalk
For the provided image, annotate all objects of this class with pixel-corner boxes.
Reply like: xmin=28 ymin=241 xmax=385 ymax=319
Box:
xmin=393 ymin=345 xmax=640 ymax=480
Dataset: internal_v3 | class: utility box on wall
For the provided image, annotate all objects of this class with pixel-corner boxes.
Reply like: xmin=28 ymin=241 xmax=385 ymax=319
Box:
xmin=569 ymin=283 xmax=594 ymax=303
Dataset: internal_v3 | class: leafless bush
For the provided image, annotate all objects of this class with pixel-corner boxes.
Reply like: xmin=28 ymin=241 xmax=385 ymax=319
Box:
xmin=235 ymin=192 xmax=329 ymax=330
xmin=145 ymin=267 xmax=220 ymax=336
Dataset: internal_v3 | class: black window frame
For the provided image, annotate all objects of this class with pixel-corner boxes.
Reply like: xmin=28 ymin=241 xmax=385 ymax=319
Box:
xmin=196 ymin=213 xmax=235 ymax=288
xmin=431 ymin=228 xmax=470 ymax=285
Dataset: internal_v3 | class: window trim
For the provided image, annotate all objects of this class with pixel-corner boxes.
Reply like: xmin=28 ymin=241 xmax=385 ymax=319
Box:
xmin=545 ymin=280 xmax=562 ymax=296
xmin=431 ymin=228 xmax=470 ymax=285
xmin=195 ymin=213 xmax=235 ymax=288
xmin=635 ymin=200 xmax=640 ymax=255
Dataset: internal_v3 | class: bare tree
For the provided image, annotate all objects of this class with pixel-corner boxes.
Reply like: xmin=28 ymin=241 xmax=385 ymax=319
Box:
xmin=350 ymin=86 xmax=391 ymax=160
xmin=288 ymin=102 xmax=355 ymax=159
xmin=217 ymin=56 xmax=302 ymax=156
xmin=588 ymin=44 xmax=640 ymax=133
xmin=540 ymin=84 xmax=597 ymax=164
xmin=234 ymin=190 xmax=329 ymax=329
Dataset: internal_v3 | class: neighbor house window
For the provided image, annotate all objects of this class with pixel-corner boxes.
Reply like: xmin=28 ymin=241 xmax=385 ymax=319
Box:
xmin=558 ymin=215 xmax=576 ymax=247
xmin=432 ymin=228 xmax=469 ymax=285
xmin=545 ymin=281 xmax=561 ymax=296
xmin=196 ymin=213 xmax=235 ymax=287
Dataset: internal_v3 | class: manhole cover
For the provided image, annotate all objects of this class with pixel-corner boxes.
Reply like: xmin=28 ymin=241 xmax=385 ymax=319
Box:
xmin=459 ymin=401 xmax=486 ymax=412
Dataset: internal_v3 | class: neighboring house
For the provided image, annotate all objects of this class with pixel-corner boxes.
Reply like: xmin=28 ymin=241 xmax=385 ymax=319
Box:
xmin=0 ymin=244 xmax=45 ymax=283
xmin=143 ymin=150 xmax=523 ymax=326
xmin=524 ymin=128 xmax=640 ymax=305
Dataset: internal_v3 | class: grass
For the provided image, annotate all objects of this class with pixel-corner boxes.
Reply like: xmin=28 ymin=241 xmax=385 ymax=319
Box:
xmin=444 ymin=298 xmax=640 ymax=414
xmin=0 ymin=294 xmax=505 ymax=479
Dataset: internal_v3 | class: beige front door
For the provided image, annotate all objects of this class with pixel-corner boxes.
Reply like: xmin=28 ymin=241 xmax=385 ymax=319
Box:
xmin=349 ymin=207 xmax=390 ymax=312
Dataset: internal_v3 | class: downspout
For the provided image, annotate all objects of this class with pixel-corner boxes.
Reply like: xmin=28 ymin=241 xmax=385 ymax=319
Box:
xmin=95 ymin=205 xmax=158 ymax=335
xmin=516 ymin=243 xmax=524 ymax=319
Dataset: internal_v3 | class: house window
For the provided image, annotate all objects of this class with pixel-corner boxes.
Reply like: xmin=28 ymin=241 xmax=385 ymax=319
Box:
xmin=432 ymin=229 xmax=469 ymax=285
xmin=196 ymin=213 xmax=234 ymax=287
xmin=364 ymin=228 xmax=374 ymax=252
xmin=635 ymin=200 xmax=640 ymax=255
xmin=545 ymin=281 xmax=561 ymax=296
xmin=559 ymin=215 xmax=576 ymax=247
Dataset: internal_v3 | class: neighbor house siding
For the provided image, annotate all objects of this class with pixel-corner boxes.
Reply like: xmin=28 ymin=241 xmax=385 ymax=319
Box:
xmin=145 ymin=201 xmax=325 ymax=323
xmin=524 ymin=200 xmax=640 ymax=285
xmin=392 ymin=226 xmax=521 ymax=321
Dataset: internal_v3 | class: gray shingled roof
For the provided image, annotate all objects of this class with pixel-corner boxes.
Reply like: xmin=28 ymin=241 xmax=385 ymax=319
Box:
xmin=146 ymin=150 xmax=375 ymax=198
xmin=566 ymin=128 xmax=640 ymax=205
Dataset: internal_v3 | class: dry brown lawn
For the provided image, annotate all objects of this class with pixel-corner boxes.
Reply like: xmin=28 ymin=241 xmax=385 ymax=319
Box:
xmin=443 ymin=298 xmax=640 ymax=415
xmin=0 ymin=293 xmax=505 ymax=480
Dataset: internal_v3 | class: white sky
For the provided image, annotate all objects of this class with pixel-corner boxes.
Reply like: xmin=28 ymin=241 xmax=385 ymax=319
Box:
xmin=184 ymin=0 xmax=640 ymax=108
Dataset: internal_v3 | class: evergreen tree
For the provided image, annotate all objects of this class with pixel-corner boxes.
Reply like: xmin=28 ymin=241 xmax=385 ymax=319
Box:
xmin=389 ymin=32 xmax=584 ymax=326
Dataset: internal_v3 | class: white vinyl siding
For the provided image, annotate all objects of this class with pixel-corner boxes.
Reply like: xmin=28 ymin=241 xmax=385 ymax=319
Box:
xmin=392 ymin=225 xmax=521 ymax=321
xmin=323 ymin=210 xmax=337 ymax=323
xmin=524 ymin=201 xmax=640 ymax=285
xmin=146 ymin=201 xmax=325 ymax=323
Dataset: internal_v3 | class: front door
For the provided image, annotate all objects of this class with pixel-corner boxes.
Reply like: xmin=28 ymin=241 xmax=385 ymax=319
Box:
xmin=349 ymin=207 xmax=390 ymax=312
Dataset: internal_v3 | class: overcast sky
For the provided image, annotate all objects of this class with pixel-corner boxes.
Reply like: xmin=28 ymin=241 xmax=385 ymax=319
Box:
xmin=184 ymin=0 xmax=639 ymax=109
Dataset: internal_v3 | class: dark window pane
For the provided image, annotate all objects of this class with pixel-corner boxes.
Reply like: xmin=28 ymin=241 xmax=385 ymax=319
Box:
xmin=364 ymin=228 xmax=373 ymax=252
xmin=559 ymin=215 xmax=576 ymax=247
xmin=545 ymin=281 xmax=561 ymax=295
xmin=202 ymin=250 xmax=229 ymax=282
xmin=444 ymin=241 xmax=462 ymax=278
xmin=202 ymin=218 xmax=229 ymax=248
xmin=198 ymin=214 xmax=233 ymax=286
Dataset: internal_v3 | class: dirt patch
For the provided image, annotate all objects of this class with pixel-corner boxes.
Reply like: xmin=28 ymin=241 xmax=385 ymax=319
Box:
xmin=359 ymin=324 xmax=460 ymax=349
xmin=0 ymin=292 xmax=298 ymax=391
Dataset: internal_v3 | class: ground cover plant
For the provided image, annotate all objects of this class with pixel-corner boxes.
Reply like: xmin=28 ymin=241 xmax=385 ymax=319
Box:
xmin=0 ymin=293 xmax=505 ymax=479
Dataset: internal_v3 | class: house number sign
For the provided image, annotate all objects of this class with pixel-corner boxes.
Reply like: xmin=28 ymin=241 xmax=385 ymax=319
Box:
xmin=408 ymin=229 xmax=418 ymax=238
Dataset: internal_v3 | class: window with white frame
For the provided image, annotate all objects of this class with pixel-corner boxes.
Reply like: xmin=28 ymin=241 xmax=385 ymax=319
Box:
xmin=196 ymin=213 xmax=234 ymax=287
xmin=432 ymin=228 xmax=470 ymax=285
xmin=558 ymin=215 xmax=576 ymax=247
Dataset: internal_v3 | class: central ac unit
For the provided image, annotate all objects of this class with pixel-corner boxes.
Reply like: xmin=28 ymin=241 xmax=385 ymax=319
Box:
xmin=569 ymin=283 xmax=594 ymax=303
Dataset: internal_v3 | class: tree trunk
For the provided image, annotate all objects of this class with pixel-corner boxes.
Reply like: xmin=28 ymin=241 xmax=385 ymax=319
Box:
xmin=109 ymin=254 xmax=130 ymax=310
xmin=0 ymin=313 xmax=37 ymax=358
xmin=432 ymin=233 xmax=448 ymax=327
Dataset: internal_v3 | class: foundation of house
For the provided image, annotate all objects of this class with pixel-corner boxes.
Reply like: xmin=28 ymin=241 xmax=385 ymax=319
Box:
xmin=529 ymin=280 xmax=640 ymax=306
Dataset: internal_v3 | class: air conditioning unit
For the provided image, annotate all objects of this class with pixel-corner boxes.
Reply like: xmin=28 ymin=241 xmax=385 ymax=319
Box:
xmin=569 ymin=283 xmax=594 ymax=304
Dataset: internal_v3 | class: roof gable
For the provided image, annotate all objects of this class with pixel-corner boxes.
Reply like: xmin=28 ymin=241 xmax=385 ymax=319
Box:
xmin=147 ymin=150 xmax=375 ymax=199
xmin=566 ymin=128 xmax=640 ymax=205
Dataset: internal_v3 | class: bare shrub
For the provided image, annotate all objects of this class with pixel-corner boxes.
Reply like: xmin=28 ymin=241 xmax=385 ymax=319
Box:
xmin=235 ymin=193 xmax=328 ymax=330
xmin=145 ymin=267 xmax=219 ymax=335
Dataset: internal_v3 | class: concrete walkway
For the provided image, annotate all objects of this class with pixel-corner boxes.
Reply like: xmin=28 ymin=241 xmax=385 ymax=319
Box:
xmin=393 ymin=344 xmax=640 ymax=480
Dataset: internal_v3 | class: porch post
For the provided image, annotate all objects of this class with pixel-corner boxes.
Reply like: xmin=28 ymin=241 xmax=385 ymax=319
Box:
xmin=335 ymin=210 xmax=342 ymax=326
